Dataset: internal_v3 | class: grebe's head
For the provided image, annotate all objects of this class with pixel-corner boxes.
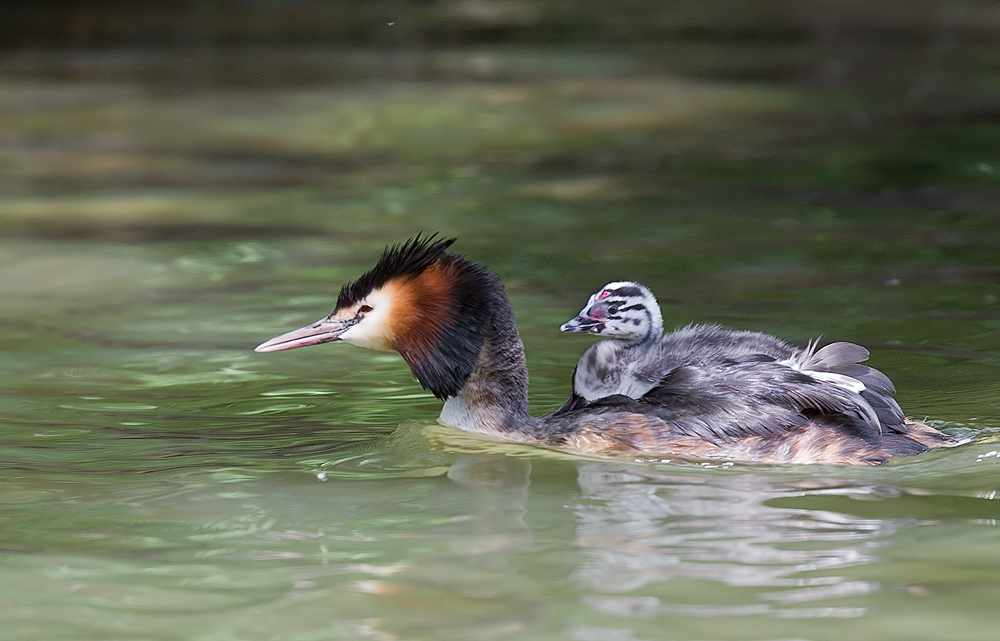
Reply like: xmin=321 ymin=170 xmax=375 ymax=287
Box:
xmin=255 ymin=234 xmax=497 ymax=399
xmin=560 ymin=281 xmax=663 ymax=342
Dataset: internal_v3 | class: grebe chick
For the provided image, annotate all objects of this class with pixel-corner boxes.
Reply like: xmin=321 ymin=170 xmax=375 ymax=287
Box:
xmin=255 ymin=235 xmax=959 ymax=465
xmin=558 ymin=281 xmax=666 ymax=403
xmin=557 ymin=282 xmax=892 ymax=436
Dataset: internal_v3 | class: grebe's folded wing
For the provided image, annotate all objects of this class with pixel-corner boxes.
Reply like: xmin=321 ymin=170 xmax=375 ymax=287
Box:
xmin=782 ymin=341 xmax=906 ymax=434
xmin=632 ymin=359 xmax=889 ymax=443
xmin=789 ymin=341 xmax=894 ymax=392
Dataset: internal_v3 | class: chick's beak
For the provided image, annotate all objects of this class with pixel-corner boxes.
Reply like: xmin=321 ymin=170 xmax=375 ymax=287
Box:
xmin=560 ymin=314 xmax=604 ymax=334
xmin=254 ymin=317 xmax=354 ymax=353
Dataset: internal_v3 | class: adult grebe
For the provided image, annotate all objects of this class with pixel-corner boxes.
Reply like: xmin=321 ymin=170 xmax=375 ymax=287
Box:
xmin=255 ymin=235 xmax=958 ymax=464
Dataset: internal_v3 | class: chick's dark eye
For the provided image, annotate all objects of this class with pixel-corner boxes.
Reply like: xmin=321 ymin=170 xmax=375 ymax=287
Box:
xmin=358 ymin=305 xmax=373 ymax=314
xmin=608 ymin=305 xmax=619 ymax=315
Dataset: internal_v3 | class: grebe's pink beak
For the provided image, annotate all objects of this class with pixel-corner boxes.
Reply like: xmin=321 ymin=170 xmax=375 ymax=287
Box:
xmin=254 ymin=317 xmax=354 ymax=353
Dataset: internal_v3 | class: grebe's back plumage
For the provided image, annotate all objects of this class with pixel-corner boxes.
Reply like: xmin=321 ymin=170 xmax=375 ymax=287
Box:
xmin=557 ymin=282 xmax=905 ymax=438
xmin=255 ymin=235 xmax=959 ymax=465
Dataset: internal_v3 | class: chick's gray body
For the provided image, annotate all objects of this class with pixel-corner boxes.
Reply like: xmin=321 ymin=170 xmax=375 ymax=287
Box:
xmin=558 ymin=282 xmax=906 ymax=441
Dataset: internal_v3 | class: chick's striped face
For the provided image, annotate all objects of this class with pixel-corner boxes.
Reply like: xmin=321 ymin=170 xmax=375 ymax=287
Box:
xmin=562 ymin=281 xmax=663 ymax=341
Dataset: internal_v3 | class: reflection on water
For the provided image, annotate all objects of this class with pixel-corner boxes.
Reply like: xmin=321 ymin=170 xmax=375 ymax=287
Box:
xmin=316 ymin=448 xmax=1000 ymax=640
xmin=572 ymin=464 xmax=880 ymax=617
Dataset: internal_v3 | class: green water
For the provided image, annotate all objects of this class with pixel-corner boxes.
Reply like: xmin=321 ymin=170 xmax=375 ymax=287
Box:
xmin=2 ymin=52 xmax=1000 ymax=640
xmin=2 ymin=220 xmax=998 ymax=640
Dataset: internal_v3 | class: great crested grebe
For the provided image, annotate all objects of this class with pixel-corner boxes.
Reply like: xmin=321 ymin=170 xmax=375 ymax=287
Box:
xmin=255 ymin=235 xmax=959 ymax=465
xmin=559 ymin=282 xmax=905 ymax=438
xmin=558 ymin=281 xmax=668 ymax=404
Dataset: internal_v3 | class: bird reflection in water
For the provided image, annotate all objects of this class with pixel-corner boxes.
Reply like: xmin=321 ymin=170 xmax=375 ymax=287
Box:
xmin=438 ymin=453 xmax=889 ymax=622
xmin=569 ymin=462 xmax=888 ymax=620
xmin=334 ymin=439 xmax=899 ymax=639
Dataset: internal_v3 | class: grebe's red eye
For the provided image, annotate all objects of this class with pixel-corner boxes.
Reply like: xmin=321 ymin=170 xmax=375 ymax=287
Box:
xmin=359 ymin=305 xmax=373 ymax=314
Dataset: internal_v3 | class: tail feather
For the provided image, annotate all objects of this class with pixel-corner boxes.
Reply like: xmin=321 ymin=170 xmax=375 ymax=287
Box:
xmin=834 ymin=364 xmax=896 ymax=395
xmin=860 ymin=388 xmax=907 ymax=433
xmin=804 ymin=341 xmax=870 ymax=370
xmin=783 ymin=340 xmax=909 ymax=436
xmin=796 ymin=342 xmax=893 ymax=392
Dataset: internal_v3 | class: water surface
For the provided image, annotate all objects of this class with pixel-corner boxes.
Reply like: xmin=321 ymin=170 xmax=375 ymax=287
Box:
xmin=2 ymin=55 xmax=1000 ymax=640
xmin=2 ymin=220 xmax=999 ymax=641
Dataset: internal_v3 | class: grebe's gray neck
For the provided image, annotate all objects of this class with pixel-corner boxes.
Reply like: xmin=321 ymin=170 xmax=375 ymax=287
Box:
xmin=439 ymin=286 xmax=540 ymax=437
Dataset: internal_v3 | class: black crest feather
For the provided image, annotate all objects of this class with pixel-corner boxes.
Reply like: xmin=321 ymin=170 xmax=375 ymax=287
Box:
xmin=336 ymin=233 xmax=456 ymax=311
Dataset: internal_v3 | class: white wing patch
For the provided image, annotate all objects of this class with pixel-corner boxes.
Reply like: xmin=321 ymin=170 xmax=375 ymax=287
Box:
xmin=779 ymin=338 xmax=868 ymax=394
xmin=779 ymin=338 xmax=881 ymax=432
xmin=806 ymin=371 xmax=866 ymax=394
